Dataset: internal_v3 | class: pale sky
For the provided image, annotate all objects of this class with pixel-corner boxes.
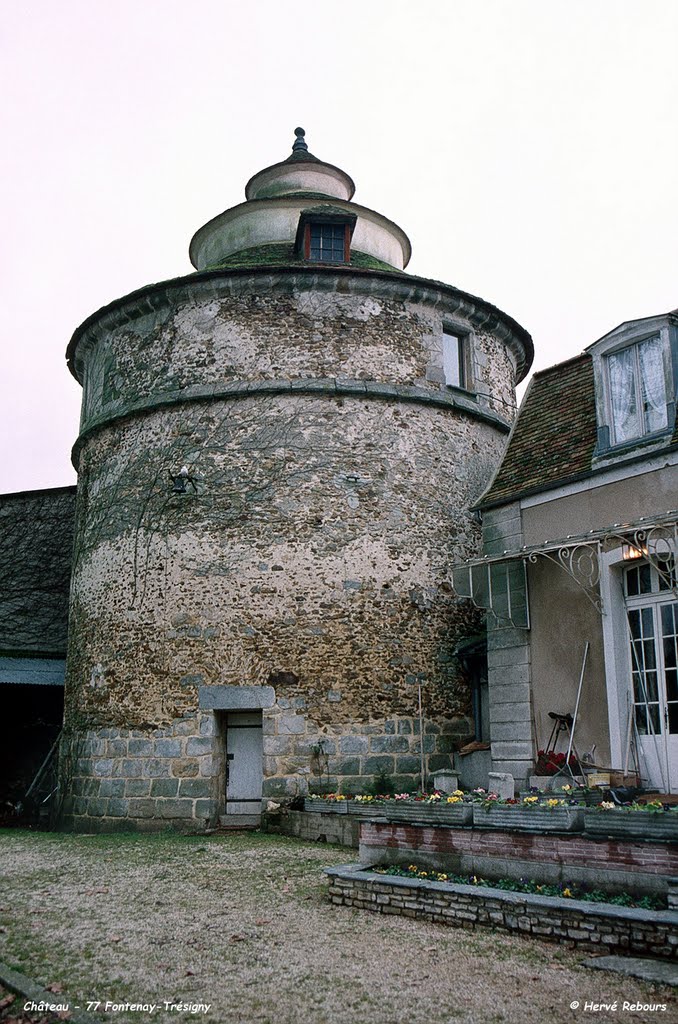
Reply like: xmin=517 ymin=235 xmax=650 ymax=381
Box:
xmin=2 ymin=0 xmax=677 ymax=492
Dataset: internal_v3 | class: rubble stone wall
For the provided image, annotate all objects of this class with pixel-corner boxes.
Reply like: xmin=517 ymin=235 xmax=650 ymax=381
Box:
xmin=64 ymin=271 xmax=524 ymax=826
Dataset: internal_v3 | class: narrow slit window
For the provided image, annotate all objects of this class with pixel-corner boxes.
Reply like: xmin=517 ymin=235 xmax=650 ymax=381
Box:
xmin=443 ymin=331 xmax=466 ymax=389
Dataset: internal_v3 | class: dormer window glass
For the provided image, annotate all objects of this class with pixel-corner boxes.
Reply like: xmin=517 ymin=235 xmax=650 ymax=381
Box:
xmin=606 ymin=335 xmax=668 ymax=445
xmin=295 ymin=209 xmax=356 ymax=265
xmin=308 ymin=223 xmax=347 ymax=263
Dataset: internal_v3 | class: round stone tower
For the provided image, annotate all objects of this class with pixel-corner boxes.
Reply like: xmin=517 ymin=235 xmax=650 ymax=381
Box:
xmin=61 ymin=129 xmax=532 ymax=830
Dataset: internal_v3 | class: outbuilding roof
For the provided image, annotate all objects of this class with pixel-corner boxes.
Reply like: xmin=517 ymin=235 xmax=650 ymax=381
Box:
xmin=480 ymin=355 xmax=597 ymax=508
xmin=480 ymin=347 xmax=678 ymax=509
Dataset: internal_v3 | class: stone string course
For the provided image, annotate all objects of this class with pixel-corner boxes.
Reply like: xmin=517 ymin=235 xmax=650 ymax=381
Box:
xmin=325 ymin=866 xmax=678 ymax=960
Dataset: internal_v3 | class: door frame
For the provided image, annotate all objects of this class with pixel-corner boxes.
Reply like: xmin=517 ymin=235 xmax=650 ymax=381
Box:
xmin=601 ymin=547 xmax=677 ymax=793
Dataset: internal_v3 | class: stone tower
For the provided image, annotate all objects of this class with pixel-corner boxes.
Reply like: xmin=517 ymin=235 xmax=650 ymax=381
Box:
xmin=61 ymin=130 xmax=533 ymax=830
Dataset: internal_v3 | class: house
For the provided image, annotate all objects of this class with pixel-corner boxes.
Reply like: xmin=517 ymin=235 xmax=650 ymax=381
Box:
xmin=453 ymin=310 xmax=678 ymax=794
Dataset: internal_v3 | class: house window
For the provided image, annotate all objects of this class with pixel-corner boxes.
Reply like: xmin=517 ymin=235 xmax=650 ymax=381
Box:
xmin=306 ymin=223 xmax=349 ymax=263
xmin=606 ymin=335 xmax=668 ymax=445
xmin=443 ymin=330 xmax=466 ymax=389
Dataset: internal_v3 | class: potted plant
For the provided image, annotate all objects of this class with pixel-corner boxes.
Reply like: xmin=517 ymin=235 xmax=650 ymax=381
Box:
xmin=381 ymin=791 xmax=473 ymax=826
xmin=304 ymin=793 xmax=349 ymax=814
xmin=529 ymin=750 xmax=583 ymax=791
xmin=583 ymin=800 xmax=678 ymax=841
xmin=344 ymin=794 xmax=390 ymax=818
xmin=472 ymin=793 xmax=584 ymax=832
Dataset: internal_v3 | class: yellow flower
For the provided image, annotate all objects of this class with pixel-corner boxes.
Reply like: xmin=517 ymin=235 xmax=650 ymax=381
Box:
xmin=446 ymin=796 xmax=461 ymax=804
xmin=545 ymin=798 xmax=562 ymax=808
xmin=563 ymin=888 xmax=573 ymax=898
xmin=437 ymin=873 xmax=448 ymax=881
xmin=453 ymin=790 xmax=464 ymax=797
xmin=523 ymin=795 xmax=539 ymax=805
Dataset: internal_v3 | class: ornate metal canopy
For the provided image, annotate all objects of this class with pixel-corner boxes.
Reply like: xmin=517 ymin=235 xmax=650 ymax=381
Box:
xmin=452 ymin=510 xmax=678 ymax=625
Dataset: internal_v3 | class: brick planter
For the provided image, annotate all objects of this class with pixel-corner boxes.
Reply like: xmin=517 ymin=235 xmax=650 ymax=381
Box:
xmin=473 ymin=804 xmax=584 ymax=832
xmin=583 ymin=808 xmax=678 ymax=842
xmin=305 ymin=799 xmax=348 ymax=814
xmin=325 ymin=864 xmax=678 ymax=960
xmin=381 ymin=802 xmax=473 ymax=826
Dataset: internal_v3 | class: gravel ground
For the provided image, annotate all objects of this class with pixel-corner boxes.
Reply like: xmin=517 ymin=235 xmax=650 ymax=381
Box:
xmin=0 ymin=829 xmax=675 ymax=1024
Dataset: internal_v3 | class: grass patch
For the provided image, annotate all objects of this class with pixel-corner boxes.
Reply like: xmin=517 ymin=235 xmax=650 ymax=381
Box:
xmin=1 ymin=830 xmax=674 ymax=1024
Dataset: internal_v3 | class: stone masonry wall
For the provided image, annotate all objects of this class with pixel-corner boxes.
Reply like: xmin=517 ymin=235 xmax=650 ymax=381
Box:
xmin=0 ymin=487 xmax=76 ymax=656
xmin=59 ymin=712 xmax=221 ymax=832
xmin=73 ymin=274 xmax=520 ymax=435
xmin=61 ymin=706 xmax=472 ymax=830
xmin=64 ymin=271 xmax=526 ymax=825
xmin=66 ymin=394 xmax=497 ymax=733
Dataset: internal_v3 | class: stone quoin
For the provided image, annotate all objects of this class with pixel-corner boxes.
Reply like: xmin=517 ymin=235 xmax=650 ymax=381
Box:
xmin=60 ymin=129 xmax=533 ymax=830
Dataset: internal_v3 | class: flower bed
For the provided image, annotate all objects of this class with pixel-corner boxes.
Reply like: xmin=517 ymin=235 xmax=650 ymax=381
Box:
xmin=305 ymin=790 xmax=678 ymax=839
xmin=305 ymin=791 xmax=471 ymax=822
xmin=370 ymin=863 xmax=664 ymax=909
xmin=325 ymin=864 xmax=678 ymax=960
xmin=345 ymin=799 xmax=389 ymax=819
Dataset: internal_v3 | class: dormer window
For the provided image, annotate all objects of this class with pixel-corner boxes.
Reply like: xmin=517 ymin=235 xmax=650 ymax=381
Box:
xmin=295 ymin=207 xmax=356 ymax=265
xmin=606 ymin=335 xmax=668 ymax=445
xmin=589 ymin=313 xmax=676 ymax=458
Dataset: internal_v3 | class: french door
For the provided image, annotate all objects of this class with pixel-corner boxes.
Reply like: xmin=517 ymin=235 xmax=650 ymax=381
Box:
xmin=626 ymin=560 xmax=678 ymax=792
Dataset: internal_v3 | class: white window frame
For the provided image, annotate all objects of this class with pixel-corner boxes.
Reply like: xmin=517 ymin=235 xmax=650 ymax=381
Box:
xmin=588 ymin=314 xmax=676 ymax=459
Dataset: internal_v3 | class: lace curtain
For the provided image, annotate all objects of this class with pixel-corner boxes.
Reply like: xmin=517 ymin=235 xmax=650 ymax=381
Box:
xmin=639 ymin=335 xmax=668 ymax=433
xmin=608 ymin=336 xmax=667 ymax=443
xmin=608 ymin=346 xmax=639 ymax=443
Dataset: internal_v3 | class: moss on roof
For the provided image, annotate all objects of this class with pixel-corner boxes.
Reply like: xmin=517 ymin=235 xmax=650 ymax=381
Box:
xmin=207 ymin=243 xmax=400 ymax=274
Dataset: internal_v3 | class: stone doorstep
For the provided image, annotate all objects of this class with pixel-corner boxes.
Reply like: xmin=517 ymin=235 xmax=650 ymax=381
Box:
xmin=0 ymin=959 xmax=102 ymax=1024
xmin=218 ymin=814 xmax=261 ymax=828
xmin=582 ymin=955 xmax=678 ymax=988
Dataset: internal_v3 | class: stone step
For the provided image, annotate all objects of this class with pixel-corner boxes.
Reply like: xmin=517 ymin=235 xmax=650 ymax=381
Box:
xmin=218 ymin=814 xmax=260 ymax=828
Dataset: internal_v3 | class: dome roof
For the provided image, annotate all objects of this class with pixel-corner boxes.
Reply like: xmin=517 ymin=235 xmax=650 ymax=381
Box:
xmin=245 ymin=128 xmax=356 ymax=202
xmin=189 ymin=129 xmax=411 ymax=272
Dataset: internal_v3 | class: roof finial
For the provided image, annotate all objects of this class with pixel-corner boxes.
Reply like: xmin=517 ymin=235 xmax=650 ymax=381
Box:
xmin=292 ymin=127 xmax=308 ymax=153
